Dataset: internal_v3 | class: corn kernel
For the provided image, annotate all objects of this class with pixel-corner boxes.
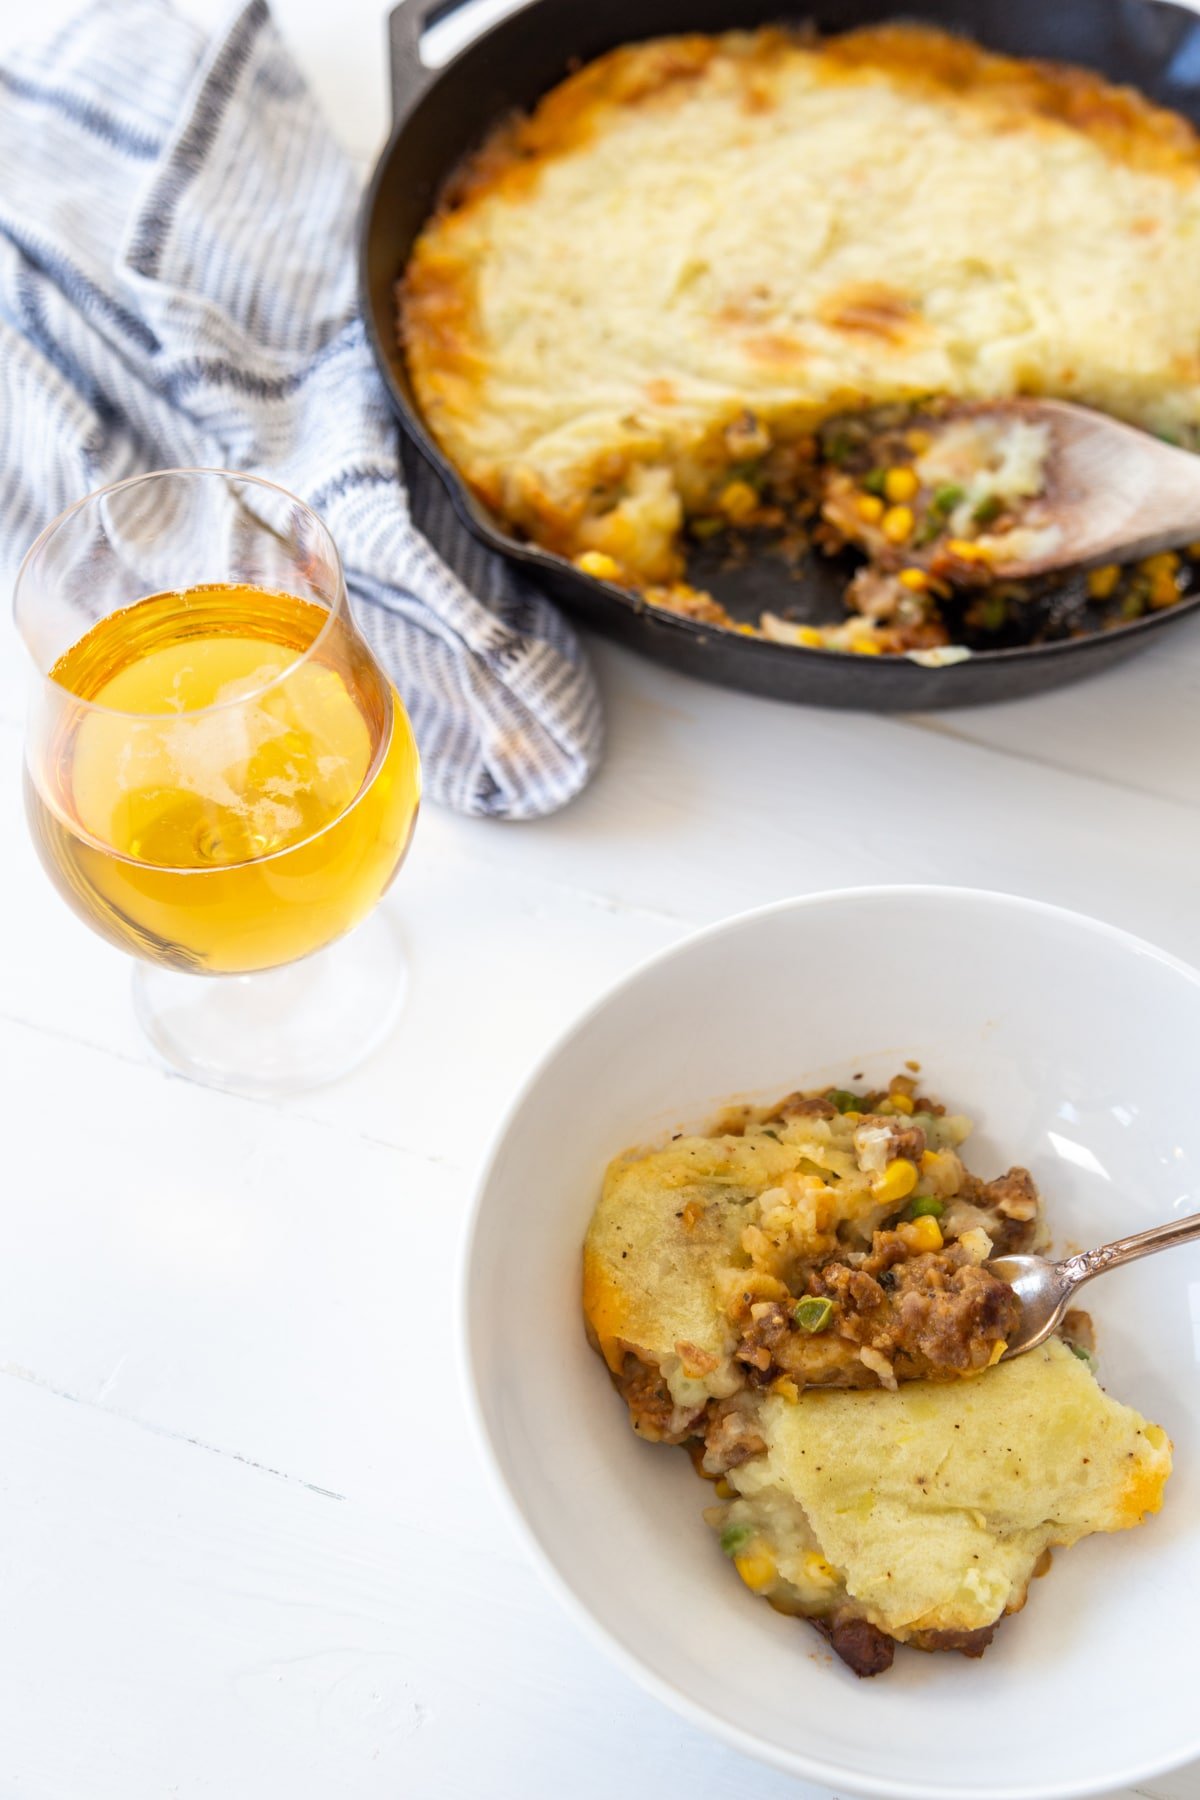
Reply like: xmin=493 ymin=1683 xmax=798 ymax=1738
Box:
xmin=871 ymin=1157 xmax=920 ymax=1205
xmin=1139 ymin=551 xmax=1180 ymax=578
xmin=734 ymin=1550 xmax=777 ymax=1592
xmin=719 ymin=479 xmax=759 ymax=523
xmin=1187 ymin=542 xmax=1200 ymax=559
xmin=920 ymin=1149 xmax=942 ymax=1171
xmin=771 ymin=1375 xmax=800 ymax=1404
xmin=1086 ymin=563 xmax=1121 ymax=600
xmin=1150 ymin=573 xmax=1180 ymax=609
xmin=794 ymin=624 xmax=825 ymax=648
xmin=946 ymin=537 xmax=993 ymax=562
xmin=881 ymin=504 xmax=914 ymax=544
xmin=856 ymin=492 xmax=885 ymax=523
xmin=897 ymin=1213 xmax=944 ymax=1253
xmin=987 ymin=1340 xmax=1008 ymax=1367
xmin=575 ymin=550 xmax=622 ymax=582
xmin=735 ymin=622 xmax=757 ymax=634
xmin=883 ymin=466 xmax=919 ymax=503
xmin=851 ymin=638 xmax=882 ymax=656
xmin=803 ymin=1551 xmax=839 ymax=1589
xmin=898 ymin=567 xmax=929 ymax=593
xmin=905 ymin=428 xmax=933 ymax=453
xmin=714 ymin=1477 xmax=735 ymax=1499
xmin=888 ymin=1091 xmax=915 ymax=1114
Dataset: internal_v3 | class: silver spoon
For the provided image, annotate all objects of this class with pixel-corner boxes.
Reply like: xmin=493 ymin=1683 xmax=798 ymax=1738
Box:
xmin=989 ymin=1210 xmax=1200 ymax=1359
xmin=908 ymin=398 xmax=1200 ymax=581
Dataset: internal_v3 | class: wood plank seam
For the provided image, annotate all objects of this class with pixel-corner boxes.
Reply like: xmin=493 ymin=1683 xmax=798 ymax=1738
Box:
xmin=0 ymin=1362 xmax=350 ymax=1501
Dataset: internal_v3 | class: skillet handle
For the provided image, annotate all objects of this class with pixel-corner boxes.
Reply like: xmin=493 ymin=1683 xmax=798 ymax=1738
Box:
xmin=389 ymin=0 xmax=469 ymax=121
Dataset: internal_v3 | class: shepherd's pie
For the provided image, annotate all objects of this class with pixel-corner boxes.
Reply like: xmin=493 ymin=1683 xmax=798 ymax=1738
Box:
xmin=400 ymin=25 xmax=1200 ymax=650
xmin=582 ymin=1075 xmax=1172 ymax=1674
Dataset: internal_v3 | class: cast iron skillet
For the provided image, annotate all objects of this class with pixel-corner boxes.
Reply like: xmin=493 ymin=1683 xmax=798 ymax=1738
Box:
xmin=360 ymin=0 xmax=1200 ymax=709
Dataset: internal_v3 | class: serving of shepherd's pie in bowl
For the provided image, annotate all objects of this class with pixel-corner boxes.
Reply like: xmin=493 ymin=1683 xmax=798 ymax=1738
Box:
xmin=583 ymin=1073 xmax=1170 ymax=1676
xmin=463 ymin=888 xmax=1200 ymax=1798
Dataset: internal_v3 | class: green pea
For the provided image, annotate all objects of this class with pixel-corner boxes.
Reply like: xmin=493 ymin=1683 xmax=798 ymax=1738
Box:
xmin=861 ymin=468 xmax=888 ymax=497
xmin=932 ymin=483 xmax=964 ymax=513
xmin=1068 ymin=1342 xmax=1096 ymax=1369
xmin=972 ymin=494 xmax=1003 ymax=526
xmin=729 ymin=460 xmax=765 ymax=490
xmin=906 ymin=1195 xmax=944 ymax=1220
xmin=825 ymin=1089 xmax=865 ymax=1114
xmin=720 ymin=1524 xmax=755 ymax=1556
xmin=794 ymin=1296 xmax=835 ymax=1334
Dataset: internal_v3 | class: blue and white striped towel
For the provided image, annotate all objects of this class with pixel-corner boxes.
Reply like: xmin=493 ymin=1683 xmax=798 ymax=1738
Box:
xmin=0 ymin=0 xmax=603 ymax=819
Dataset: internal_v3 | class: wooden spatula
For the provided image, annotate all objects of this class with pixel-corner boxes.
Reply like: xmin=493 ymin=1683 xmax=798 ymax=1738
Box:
xmin=930 ymin=398 xmax=1200 ymax=581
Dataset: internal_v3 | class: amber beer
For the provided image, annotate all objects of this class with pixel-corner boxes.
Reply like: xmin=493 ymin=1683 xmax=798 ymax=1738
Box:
xmin=26 ymin=583 xmax=420 ymax=973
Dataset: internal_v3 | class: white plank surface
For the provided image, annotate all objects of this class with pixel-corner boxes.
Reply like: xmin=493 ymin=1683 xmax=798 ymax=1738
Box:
xmin=4 ymin=2 xmax=1200 ymax=1797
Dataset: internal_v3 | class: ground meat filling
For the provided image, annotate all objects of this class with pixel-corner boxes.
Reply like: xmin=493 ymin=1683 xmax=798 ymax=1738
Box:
xmin=948 ymin=1165 xmax=1044 ymax=1254
xmin=908 ymin=1624 xmax=997 ymax=1658
xmin=725 ymin=1233 xmax=1018 ymax=1389
xmin=984 ymin=1167 xmax=1039 ymax=1220
xmin=1060 ymin=1307 xmax=1096 ymax=1363
xmin=774 ymin=1093 xmax=839 ymax=1120
xmin=808 ymin=1232 xmax=1020 ymax=1377
xmin=853 ymin=1113 xmax=928 ymax=1164
xmin=816 ymin=1612 xmax=896 ymax=1678
xmin=734 ymin=1300 xmax=793 ymax=1377
xmin=614 ymin=1350 xmax=702 ymax=1443
xmin=888 ymin=1252 xmax=1018 ymax=1372
xmin=701 ymin=1397 xmax=767 ymax=1474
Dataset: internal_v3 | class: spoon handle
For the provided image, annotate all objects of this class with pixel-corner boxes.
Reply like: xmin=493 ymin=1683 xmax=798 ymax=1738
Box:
xmin=1060 ymin=1208 xmax=1200 ymax=1292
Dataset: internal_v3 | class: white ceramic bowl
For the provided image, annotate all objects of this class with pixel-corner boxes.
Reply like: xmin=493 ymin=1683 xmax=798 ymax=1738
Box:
xmin=463 ymin=888 xmax=1200 ymax=1800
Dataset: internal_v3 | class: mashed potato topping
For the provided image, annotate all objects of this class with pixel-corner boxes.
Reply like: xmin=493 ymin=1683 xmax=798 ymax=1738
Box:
xmin=403 ymin=25 xmax=1200 ymax=649
xmin=584 ymin=1077 xmax=1035 ymax=1431
xmin=714 ymin=1343 xmax=1170 ymax=1651
xmin=582 ymin=1075 xmax=1172 ymax=1674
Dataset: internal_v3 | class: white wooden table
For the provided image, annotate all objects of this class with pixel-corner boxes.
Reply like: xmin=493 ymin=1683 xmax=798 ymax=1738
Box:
xmin=4 ymin=2 xmax=1200 ymax=1795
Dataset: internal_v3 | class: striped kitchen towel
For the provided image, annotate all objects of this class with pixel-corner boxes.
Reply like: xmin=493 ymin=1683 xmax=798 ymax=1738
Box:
xmin=0 ymin=0 xmax=603 ymax=819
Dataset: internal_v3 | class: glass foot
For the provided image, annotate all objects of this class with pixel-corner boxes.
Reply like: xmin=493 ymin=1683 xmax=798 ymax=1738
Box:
xmin=131 ymin=909 xmax=406 ymax=1097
